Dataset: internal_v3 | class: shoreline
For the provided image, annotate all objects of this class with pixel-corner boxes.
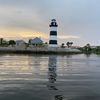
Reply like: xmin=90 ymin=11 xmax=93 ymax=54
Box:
xmin=0 ymin=46 xmax=81 ymax=54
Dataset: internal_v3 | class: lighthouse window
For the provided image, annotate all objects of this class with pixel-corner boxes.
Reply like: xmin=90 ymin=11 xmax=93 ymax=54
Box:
xmin=53 ymin=22 xmax=55 ymax=25
xmin=51 ymin=22 xmax=53 ymax=25
xmin=50 ymin=22 xmax=58 ymax=27
xmin=50 ymin=31 xmax=57 ymax=35
xmin=49 ymin=40 xmax=57 ymax=44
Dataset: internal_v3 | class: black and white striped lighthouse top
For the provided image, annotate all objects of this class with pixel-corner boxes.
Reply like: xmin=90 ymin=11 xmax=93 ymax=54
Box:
xmin=49 ymin=19 xmax=58 ymax=27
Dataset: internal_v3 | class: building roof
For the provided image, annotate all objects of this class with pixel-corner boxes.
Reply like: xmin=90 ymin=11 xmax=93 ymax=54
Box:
xmin=30 ymin=37 xmax=43 ymax=44
xmin=16 ymin=40 xmax=25 ymax=42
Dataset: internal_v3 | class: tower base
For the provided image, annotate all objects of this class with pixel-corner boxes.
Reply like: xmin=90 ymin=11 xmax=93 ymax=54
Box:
xmin=49 ymin=44 xmax=58 ymax=47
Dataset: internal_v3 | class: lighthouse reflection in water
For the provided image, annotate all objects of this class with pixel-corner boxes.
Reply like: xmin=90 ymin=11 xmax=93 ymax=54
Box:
xmin=48 ymin=56 xmax=64 ymax=100
xmin=0 ymin=54 xmax=100 ymax=99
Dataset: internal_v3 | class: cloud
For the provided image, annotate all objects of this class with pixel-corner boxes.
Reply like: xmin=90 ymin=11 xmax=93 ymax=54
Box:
xmin=0 ymin=0 xmax=100 ymax=45
xmin=58 ymin=35 xmax=80 ymax=39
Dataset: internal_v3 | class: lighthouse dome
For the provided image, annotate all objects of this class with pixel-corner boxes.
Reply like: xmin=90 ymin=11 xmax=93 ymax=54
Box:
xmin=52 ymin=19 xmax=56 ymax=22
xmin=49 ymin=19 xmax=58 ymax=27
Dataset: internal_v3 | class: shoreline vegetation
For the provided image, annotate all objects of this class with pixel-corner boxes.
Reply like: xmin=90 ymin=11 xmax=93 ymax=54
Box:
xmin=0 ymin=38 xmax=100 ymax=55
xmin=0 ymin=42 xmax=100 ymax=55
xmin=79 ymin=44 xmax=100 ymax=55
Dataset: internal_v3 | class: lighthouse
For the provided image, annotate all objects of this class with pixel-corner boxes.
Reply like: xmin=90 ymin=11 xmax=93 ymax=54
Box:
xmin=49 ymin=19 xmax=58 ymax=47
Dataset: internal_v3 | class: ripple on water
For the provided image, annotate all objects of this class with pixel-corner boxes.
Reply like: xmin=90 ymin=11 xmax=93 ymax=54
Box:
xmin=0 ymin=54 xmax=99 ymax=100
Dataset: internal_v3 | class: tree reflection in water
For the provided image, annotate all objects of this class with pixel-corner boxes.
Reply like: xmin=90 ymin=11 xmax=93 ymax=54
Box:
xmin=47 ymin=56 xmax=64 ymax=100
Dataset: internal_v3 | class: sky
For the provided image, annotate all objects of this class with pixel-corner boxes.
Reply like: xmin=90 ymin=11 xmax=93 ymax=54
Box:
xmin=0 ymin=0 xmax=100 ymax=46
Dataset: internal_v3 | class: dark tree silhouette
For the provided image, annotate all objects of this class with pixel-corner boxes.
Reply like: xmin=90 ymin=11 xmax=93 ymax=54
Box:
xmin=28 ymin=39 xmax=32 ymax=45
xmin=61 ymin=43 xmax=65 ymax=48
xmin=0 ymin=38 xmax=3 ymax=45
xmin=9 ymin=40 xmax=16 ymax=46
xmin=66 ymin=42 xmax=73 ymax=48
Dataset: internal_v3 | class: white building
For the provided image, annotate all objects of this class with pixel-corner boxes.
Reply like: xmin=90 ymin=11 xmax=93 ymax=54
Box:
xmin=16 ymin=40 xmax=26 ymax=46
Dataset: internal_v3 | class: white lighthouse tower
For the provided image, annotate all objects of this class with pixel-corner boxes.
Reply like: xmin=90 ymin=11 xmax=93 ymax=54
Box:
xmin=49 ymin=19 xmax=58 ymax=47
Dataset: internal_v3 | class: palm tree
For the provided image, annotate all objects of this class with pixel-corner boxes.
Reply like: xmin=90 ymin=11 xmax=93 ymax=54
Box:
xmin=66 ymin=42 xmax=70 ymax=48
xmin=70 ymin=42 xmax=73 ymax=47
xmin=66 ymin=42 xmax=73 ymax=48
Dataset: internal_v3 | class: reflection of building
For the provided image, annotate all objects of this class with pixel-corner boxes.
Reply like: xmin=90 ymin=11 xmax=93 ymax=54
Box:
xmin=49 ymin=19 xmax=58 ymax=47
xmin=47 ymin=56 xmax=57 ymax=90
xmin=47 ymin=56 xmax=64 ymax=100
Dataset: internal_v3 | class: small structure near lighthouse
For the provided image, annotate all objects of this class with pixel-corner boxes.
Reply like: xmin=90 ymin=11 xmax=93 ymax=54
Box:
xmin=49 ymin=19 xmax=58 ymax=47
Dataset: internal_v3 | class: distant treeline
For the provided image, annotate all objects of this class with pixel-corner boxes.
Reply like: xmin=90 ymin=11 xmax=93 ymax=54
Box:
xmin=78 ymin=44 xmax=100 ymax=54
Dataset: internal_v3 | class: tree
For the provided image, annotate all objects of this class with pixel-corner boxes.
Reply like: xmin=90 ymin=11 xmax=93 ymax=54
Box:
xmin=45 ymin=42 xmax=48 ymax=44
xmin=70 ymin=42 xmax=73 ymax=47
xmin=86 ymin=43 xmax=91 ymax=51
xmin=86 ymin=43 xmax=90 ymax=48
xmin=61 ymin=43 xmax=65 ymax=48
xmin=28 ymin=39 xmax=32 ymax=45
xmin=9 ymin=40 xmax=16 ymax=46
xmin=44 ymin=42 xmax=48 ymax=47
xmin=0 ymin=38 xmax=3 ymax=45
xmin=66 ymin=42 xmax=70 ymax=48
xmin=95 ymin=46 xmax=100 ymax=54
xmin=83 ymin=43 xmax=91 ymax=53
xmin=66 ymin=42 xmax=73 ymax=48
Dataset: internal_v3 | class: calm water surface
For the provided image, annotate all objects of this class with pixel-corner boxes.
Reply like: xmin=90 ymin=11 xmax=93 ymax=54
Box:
xmin=0 ymin=54 xmax=100 ymax=100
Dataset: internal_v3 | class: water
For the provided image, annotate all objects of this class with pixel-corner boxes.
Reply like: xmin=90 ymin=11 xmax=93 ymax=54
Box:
xmin=0 ymin=54 xmax=100 ymax=100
